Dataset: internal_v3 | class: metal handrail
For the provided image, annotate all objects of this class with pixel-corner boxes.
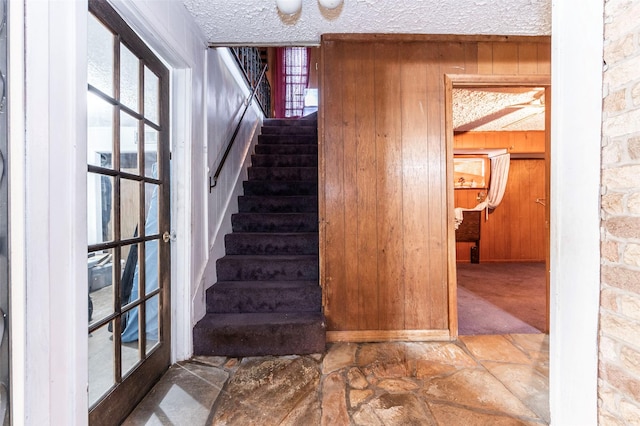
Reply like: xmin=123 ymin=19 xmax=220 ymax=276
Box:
xmin=209 ymin=63 xmax=268 ymax=191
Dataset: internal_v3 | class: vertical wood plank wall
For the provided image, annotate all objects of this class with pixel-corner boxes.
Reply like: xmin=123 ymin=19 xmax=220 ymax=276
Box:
xmin=454 ymin=131 xmax=546 ymax=262
xmin=320 ymin=35 xmax=551 ymax=341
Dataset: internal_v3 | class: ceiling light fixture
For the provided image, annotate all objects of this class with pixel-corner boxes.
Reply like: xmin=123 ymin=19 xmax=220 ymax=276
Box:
xmin=276 ymin=0 xmax=302 ymax=15
xmin=276 ymin=0 xmax=344 ymax=15
xmin=318 ymin=0 xmax=343 ymax=9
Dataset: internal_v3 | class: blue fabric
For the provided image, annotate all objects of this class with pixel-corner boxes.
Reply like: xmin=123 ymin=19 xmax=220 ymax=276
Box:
xmin=121 ymin=167 xmax=160 ymax=343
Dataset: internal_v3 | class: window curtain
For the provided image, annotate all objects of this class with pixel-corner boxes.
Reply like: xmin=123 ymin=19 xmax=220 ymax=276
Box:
xmin=274 ymin=47 xmax=310 ymax=118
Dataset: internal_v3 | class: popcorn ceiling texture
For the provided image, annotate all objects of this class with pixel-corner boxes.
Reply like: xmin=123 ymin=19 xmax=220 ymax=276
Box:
xmin=182 ymin=0 xmax=551 ymax=45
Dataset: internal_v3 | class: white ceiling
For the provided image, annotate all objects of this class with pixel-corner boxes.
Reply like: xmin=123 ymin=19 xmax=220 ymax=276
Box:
xmin=453 ymin=88 xmax=546 ymax=132
xmin=182 ymin=0 xmax=551 ymax=46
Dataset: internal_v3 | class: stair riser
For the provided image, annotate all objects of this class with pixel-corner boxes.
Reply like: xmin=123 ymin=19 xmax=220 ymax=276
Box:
xmin=225 ymin=233 xmax=318 ymax=255
xmin=207 ymin=286 xmax=322 ymax=314
xmin=243 ymin=181 xmax=318 ymax=196
xmin=258 ymin=134 xmax=317 ymax=145
xmin=264 ymin=118 xmax=317 ymax=127
xmin=261 ymin=126 xmax=317 ymax=135
xmin=252 ymin=154 xmax=317 ymax=167
xmin=193 ymin=318 xmax=326 ymax=357
xmin=255 ymin=145 xmax=318 ymax=155
xmin=216 ymin=257 xmax=319 ymax=281
xmin=238 ymin=196 xmax=318 ymax=213
xmin=232 ymin=213 xmax=318 ymax=233
xmin=248 ymin=167 xmax=318 ymax=182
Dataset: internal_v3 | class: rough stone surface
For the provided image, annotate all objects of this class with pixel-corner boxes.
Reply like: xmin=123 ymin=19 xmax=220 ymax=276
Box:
xmin=460 ymin=335 xmax=532 ymax=364
xmin=427 ymin=401 xmax=541 ymax=426
xmin=422 ymin=369 xmax=537 ymax=418
xmin=347 ymin=367 xmax=369 ymax=390
xmin=349 ymin=389 xmax=374 ymax=408
xmin=483 ymin=361 xmax=550 ymax=422
xmin=322 ymin=342 xmax=357 ymax=374
xmin=321 ymin=371 xmax=350 ymax=425
xmin=356 ymin=342 xmax=412 ymax=378
xmin=623 ymin=244 xmax=640 ymax=267
xmin=127 ymin=335 xmax=550 ymax=425
xmin=210 ymin=356 xmax=320 ymax=425
xmin=362 ymin=393 xmax=436 ymax=425
xmin=605 ymin=216 xmax=640 ymax=239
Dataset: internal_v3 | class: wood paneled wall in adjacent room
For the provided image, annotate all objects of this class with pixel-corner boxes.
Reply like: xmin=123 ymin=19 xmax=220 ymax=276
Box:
xmin=454 ymin=131 xmax=546 ymax=262
xmin=320 ymin=34 xmax=550 ymax=341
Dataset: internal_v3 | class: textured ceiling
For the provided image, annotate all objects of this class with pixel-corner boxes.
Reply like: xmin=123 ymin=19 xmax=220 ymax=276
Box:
xmin=453 ymin=88 xmax=546 ymax=132
xmin=182 ymin=0 xmax=551 ymax=45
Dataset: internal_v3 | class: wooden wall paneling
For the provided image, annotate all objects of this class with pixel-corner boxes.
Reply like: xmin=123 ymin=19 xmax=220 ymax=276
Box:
xmin=492 ymin=43 xmax=519 ymax=74
xmin=518 ymin=43 xmax=539 ymax=75
xmin=322 ymin=41 xmax=347 ymax=330
xmin=374 ymin=42 xmax=405 ymax=330
xmin=464 ymin=43 xmax=479 ymax=75
xmin=354 ymin=43 xmax=379 ymax=330
xmin=342 ymin=43 xmax=361 ymax=330
xmin=477 ymin=42 xmax=493 ymax=74
xmin=435 ymin=43 xmax=467 ymax=328
xmin=537 ymin=43 xmax=551 ymax=75
xmin=400 ymin=43 xmax=432 ymax=330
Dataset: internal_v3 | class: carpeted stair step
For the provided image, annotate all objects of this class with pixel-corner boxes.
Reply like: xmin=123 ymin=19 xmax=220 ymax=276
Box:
xmin=243 ymin=180 xmax=317 ymax=196
xmin=251 ymin=154 xmax=317 ymax=167
xmin=216 ymin=254 xmax=319 ymax=281
xmin=261 ymin=125 xmax=317 ymax=135
xmin=231 ymin=212 xmax=318 ymax=232
xmin=193 ymin=312 xmax=326 ymax=357
xmin=238 ymin=195 xmax=318 ymax=213
xmin=206 ymin=281 xmax=321 ymax=313
xmin=255 ymin=144 xmax=318 ymax=155
xmin=258 ymin=134 xmax=317 ymax=145
xmin=248 ymin=166 xmax=318 ymax=182
xmin=225 ymin=232 xmax=318 ymax=255
xmin=264 ymin=118 xmax=317 ymax=127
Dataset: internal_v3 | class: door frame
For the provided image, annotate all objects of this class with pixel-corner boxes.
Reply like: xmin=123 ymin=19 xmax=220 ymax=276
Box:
xmin=444 ymin=74 xmax=551 ymax=338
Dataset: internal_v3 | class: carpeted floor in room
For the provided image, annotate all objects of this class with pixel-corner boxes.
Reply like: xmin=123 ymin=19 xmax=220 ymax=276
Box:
xmin=457 ymin=262 xmax=546 ymax=335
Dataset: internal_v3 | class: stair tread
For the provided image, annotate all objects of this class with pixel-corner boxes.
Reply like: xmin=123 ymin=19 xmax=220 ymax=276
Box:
xmin=212 ymin=280 xmax=319 ymax=288
xmin=220 ymin=254 xmax=318 ymax=260
xmin=197 ymin=311 xmax=324 ymax=327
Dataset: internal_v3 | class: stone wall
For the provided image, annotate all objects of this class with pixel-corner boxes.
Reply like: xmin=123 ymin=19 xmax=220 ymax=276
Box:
xmin=600 ymin=0 xmax=640 ymax=423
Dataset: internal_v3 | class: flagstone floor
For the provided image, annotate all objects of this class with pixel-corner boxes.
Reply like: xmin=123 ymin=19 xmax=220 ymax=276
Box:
xmin=124 ymin=333 xmax=549 ymax=425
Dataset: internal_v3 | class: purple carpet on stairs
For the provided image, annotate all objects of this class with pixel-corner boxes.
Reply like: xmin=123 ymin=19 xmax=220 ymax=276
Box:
xmin=457 ymin=262 xmax=546 ymax=335
xmin=193 ymin=115 xmax=325 ymax=357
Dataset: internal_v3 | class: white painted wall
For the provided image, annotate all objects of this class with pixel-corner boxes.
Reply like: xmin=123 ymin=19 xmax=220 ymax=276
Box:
xmin=550 ymin=1 xmax=603 ymax=424
xmin=11 ymin=1 xmax=88 ymax=423
xmin=194 ymin=48 xmax=263 ymax=323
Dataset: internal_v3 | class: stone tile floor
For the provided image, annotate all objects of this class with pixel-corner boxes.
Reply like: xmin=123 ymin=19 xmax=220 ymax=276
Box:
xmin=124 ymin=333 xmax=549 ymax=425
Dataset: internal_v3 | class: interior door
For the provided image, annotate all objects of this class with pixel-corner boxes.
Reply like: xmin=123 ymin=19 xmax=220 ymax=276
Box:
xmin=87 ymin=2 xmax=171 ymax=423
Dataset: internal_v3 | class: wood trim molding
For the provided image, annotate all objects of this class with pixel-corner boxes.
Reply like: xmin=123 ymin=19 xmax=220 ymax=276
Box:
xmin=327 ymin=330 xmax=452 ymax=343
xmin=321 ymin=34 xmax=551 ymax=44
xmin=444 ymin=73 xmax=551 ymax=338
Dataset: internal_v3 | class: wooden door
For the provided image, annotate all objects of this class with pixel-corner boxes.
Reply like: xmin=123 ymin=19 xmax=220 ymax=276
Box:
xmin=87 ymin=2 xmax=171 ymax=423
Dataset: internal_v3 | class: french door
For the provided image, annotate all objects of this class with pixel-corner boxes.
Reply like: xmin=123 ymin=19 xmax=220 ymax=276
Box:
xmin=87 ymin=1 xmax=170 ymax=423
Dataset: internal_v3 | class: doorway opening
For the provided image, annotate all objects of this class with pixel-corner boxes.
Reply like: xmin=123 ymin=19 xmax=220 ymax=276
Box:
xmin=445 ymin=76 xmax=550 ymax=337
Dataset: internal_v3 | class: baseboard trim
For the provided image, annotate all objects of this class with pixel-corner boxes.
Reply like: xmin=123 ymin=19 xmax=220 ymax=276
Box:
xmin=326 ymin=329 xmax=451 ymax=343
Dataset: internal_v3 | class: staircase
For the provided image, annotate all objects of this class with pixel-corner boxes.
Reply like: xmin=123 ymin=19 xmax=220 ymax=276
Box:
xmin=193 ymin=116 xmax=325 ymax=357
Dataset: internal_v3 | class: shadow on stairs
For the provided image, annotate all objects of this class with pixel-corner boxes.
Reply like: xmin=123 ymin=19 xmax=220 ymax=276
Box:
xmin=193 ymin=115 xmax=326 ymax=357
